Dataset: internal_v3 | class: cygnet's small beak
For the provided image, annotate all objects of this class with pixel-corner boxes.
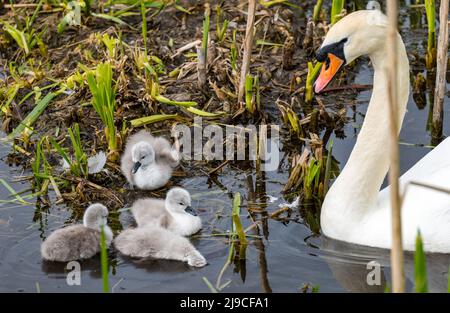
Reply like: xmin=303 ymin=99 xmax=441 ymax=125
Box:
xmin=132 ymin=161 xmax=142 ymax=174
xmin=185 ymin=206 xmax=198 ymax=216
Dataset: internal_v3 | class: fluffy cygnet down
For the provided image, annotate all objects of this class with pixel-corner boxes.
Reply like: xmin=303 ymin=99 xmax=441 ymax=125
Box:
xmin=41 ymin=203 xmax=113 ymax=262
xmin=120 ymin=130 xmax=180 ymax=190
xmin=114 ymin=226 xmax=207 ymax=267
xmin=131 ymin=187 xmax=202 ymax=236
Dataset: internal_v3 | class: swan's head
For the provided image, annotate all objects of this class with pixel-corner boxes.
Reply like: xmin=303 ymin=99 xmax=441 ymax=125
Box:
xmin=314 ymin=9 xmax=388 ymax=93
xmin=165 ymin=187 xmax=197 ymax=216
xmin=83 ymin=203 xmax=109 ymax=230
xmin=131 ymin=141 xmax=155 ymax=174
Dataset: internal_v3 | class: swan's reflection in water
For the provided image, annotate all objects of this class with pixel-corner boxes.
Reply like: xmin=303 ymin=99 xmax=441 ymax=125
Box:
xmin=320 ymin=236 xmax=450 ymax=293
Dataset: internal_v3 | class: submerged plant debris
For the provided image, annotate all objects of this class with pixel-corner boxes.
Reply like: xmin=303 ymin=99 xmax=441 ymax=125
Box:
xmin=0 ymin=0 xmax=356 ymax=218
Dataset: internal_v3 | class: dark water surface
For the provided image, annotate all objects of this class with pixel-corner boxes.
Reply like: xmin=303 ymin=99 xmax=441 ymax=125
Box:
xmin=0 ymin=3 xmax=449 ymax=292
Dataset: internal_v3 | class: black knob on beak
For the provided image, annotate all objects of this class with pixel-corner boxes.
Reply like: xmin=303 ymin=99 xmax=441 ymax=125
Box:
xmin=185 ymin=206 xmax=198 ymax=216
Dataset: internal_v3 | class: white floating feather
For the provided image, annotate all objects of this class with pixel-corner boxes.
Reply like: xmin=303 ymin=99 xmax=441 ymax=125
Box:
xmin=87 ymin=151 xmax=106 ymax=174
xmin=278 ymin=196 xmax=299 ymax=209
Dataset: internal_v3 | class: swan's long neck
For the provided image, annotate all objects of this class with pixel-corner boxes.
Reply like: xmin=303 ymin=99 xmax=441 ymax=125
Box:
xmin=322 ymin=35 xmax=410 ymax=220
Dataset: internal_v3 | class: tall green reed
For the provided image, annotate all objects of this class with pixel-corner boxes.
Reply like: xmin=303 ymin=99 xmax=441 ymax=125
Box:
xmin=424 ymin=0 xmax=436 ymax=69
xmin=216 ymin=4 xmax=229 ymax=43
xmin=305 ymin=61 xmax=322 ymax=103
xmin=140 ymin=0 xmax=148 ymax=54
xmin=51 ymin=123 xmax=88 ymax=178
xmin=100 ymin=226 xmax=110 ymax=293
xmin=331 ymin=0 xmax=345 ymax=25
xmin=86 ymin=62 xmax=118 ymax=161
xmin=313 ymin=0 xmax=324 ymax=23
xmin=230 ymin=29 xmax=238 ymax=71
xmin=32 ymin=137 xmax=51 ymax=193
xmin=414 ymin=230 xmax=428 ymax=293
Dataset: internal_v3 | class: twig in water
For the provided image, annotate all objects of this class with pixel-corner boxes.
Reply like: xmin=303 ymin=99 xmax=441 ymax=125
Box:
xmin=237 ymin=0 xmax=257 ymax=103
xmin=431 ymin=0 xmax=449 ymax=139
xmin=244 ymin=206 xmax=290 ymax=233
xmin=386 ymin=0 xmax=405 ymax=293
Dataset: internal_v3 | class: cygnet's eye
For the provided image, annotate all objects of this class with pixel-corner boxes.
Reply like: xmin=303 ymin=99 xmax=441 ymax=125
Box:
xmin=179 ymin=202 xmax=184 ymax=206
xmin=141 ymin=155 xmax=145 ymax=160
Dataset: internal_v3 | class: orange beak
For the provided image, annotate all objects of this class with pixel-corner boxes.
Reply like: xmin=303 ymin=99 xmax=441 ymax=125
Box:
xmin=314 ymin=53 xmax=344 ymax=94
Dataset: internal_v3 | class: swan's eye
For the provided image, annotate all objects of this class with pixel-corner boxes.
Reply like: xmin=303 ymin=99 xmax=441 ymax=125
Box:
xmin=179 ymin=202 xmax=184 ymax=206
xmin=141 ymin=156 xmax=145 ymax=160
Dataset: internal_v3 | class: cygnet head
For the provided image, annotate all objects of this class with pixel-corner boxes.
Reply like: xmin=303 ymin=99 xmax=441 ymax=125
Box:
xmin=83 ymin=203 xmax=109 ymax=230
xmin=131 ymin=141 xmax=155 ymax=174
xmin=314 ymin=10 xmax=388 ymax=93
xmin=165 ymin=187 xmax=197 ymax=216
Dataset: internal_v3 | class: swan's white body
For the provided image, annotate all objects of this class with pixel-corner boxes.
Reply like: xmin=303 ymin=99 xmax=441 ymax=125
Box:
xmin=320 ymin=10 xmax=450 ymax=253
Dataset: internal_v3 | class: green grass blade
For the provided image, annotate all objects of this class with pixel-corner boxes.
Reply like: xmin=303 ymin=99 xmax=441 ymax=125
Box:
xmin=186 ymin=107 xmax=225 ymax=118
xmin=202 ymin=8 xmax=210 ymax=65
xmin=324 ymin=139 xmax=334 ymax=196
xmin=448 ymin=265 xmax=450 ymax=293
xmin=7 ymin=92 xmax=56 ymax=140
xmin=202 ymin=277 xmax=219 ymax=293
xmin=92 ymin=13 xmax=130 ymax=27
xmin=0 ymin=179 xmax=32 ymax=205
xmin=154 ymin=95 xmax=197 ymax=107
xmin=50 ymin=138 xmax=71 ymax=168
xmin=140 ymin=0 xmax=148 ymax=54
xmin=232 ymin=192 xmax=247 ymax=246
xmin=130 ymin=114 xmax=178 ymax=127
xmin=313 ymin=0 xmax=324 ymax=23
xmin=414 ymin=230 xmax=428 ymax=293
xmin=305 ymin=62 xmax=322 ymax=103
xmin=245 ymin=74 xmax=254 ymax=113
xmin=331 ymin=0 xmax=345 ymax=25
xmin=100 ymin=226 xmax=110 ymax=293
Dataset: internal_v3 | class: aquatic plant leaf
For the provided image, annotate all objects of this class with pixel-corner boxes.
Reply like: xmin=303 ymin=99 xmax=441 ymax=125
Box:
xmin=232 ymin=192 xmax=248 ymax=247
xmin=7 ymin=92 xmax=56 ymax=140
xmin=1 ymin=22 xmax=29 ymax=54
xmin=92 ymin=13 xmax=129 ymax=27
xmin=331 ymin=0 xmax=345 ymax=25
xmin=256 ymin=40 xmax=283 ymax=47
xmin=448 ymin=265 xmax=450 ymax=293
xmin=130 ymin=114 xmax=178 ymax=127
xmin=414 ymin=230 xmax=428 ymax=293
xmin=100 ymin=226 xmax=110 ymax=293
xmin=202 ymin=277 xmax=218 ymax=293
xmin=0 ymin=179 xmax=31 ymax=205
xmin=154 ymin=95 xmax=197 ymax=107
xmin=259 ymin=0 xmax=299 ymax=8
xmin=186 ymin=107 xmax=225 ymax=118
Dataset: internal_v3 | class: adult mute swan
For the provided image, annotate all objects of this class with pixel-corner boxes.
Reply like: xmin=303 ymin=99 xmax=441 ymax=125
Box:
xmin=316 ymin=10 xmax=450 ymax=253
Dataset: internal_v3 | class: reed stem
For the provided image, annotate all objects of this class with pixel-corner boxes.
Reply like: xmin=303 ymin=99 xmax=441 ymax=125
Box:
xmin=386 ymin=0 xmax=405 ymax=293
xmin=238 ymin=0 xmax=256 ymax=103
xmin=313 ymin=0 xmax=323 ymax=23
xmin=431 ymin=0 xmax=449 ymax=139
